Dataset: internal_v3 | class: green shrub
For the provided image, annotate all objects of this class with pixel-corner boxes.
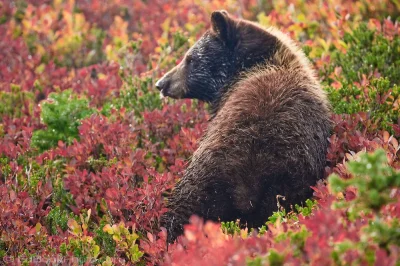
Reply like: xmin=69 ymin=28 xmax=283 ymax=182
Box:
xmin=324 ymin=23 xmax=400 ymax=132
xmin=103 ymin=222 xmax=144 ymax=263
xmin=94 ymin=218 xmax=116 ymax=259
xmin=62 ymin=210 xmax=101 ymax=264
xmin=329 ymin=149 xmax=400 ymax=259
xmin=221 ymin=220 xmax=241 ymax=236
xmin=0 ymin=157 xmax=11 ymax=181
xmin=46 ymin=206 xmax=75 ymax=235
xmin=328 ymin=77 xmax=399 ymax=132
xmin=25 ymin=161 xmax=46 ymax=196
xmin=102 ymin=76 xmax=162 ymax=118
xmin=294 ymin=199 xmax=317 ymax=217
xmin=31 ymin=89 xmax=95 ymax=152
xmin=0 ymin=84 xmax=34 ymax=120
xmin=326 ymin=23 xmax=400 ymax=85
xmin=329 ymin=149 xmax=400 ymax=216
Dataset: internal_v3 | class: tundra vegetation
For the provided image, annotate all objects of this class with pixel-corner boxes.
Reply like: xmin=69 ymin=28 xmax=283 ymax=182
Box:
xmin=0 ymin=0 xmax=399 ymax=265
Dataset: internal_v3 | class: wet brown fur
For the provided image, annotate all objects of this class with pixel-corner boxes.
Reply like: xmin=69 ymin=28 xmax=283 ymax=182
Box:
xmin=160 ymin=11 xmax=332 ymax=243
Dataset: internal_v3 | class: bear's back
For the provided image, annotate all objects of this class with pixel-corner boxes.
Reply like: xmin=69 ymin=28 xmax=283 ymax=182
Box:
xmin=191 ymin=65 xmax=331 ymax=219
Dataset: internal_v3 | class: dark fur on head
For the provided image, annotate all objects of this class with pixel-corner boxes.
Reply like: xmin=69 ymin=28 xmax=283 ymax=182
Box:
xmin=157 ymin=11 xmax=332 ymax=243
xmin=156 ymin=10 xmax=277 ymax=104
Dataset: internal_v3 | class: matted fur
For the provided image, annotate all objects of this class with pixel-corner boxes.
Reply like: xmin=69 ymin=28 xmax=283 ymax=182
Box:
xmin=159 ymin=11 xmax=332 ymax=243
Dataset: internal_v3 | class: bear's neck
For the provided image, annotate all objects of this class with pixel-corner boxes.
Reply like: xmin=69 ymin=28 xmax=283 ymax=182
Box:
xmin=234 ymin=23 xmax=279 ymax=71
xmin=209 ymin=25 xmax=318 ymax=118
xmin=209 ymin=25 xmax=279 ymax=117
xmin=208 ymin=78 xmax=240 ymax=118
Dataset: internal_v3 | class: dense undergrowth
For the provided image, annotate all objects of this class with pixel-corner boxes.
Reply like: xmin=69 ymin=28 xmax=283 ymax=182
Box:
xmin=0 ymin=0 xmax=399 ymax=265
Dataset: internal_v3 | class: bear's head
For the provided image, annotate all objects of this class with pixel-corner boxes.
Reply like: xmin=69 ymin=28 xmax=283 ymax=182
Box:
xmin=155 ymin=10 xmax=278 ymax=103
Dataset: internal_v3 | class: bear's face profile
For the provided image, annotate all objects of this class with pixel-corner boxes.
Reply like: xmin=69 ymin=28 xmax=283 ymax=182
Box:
xmin=156 ymin=11 xmax=234 ymax=102
xmin=155 ymin=11 xmax=276 ymax=103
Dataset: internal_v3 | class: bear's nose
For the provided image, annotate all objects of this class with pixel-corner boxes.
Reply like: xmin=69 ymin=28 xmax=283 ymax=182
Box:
xmin=155 ymin=78 xmax=164 ymax=91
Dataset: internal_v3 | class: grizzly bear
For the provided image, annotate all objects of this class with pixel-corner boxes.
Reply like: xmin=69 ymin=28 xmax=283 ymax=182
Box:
xmin=156 ymin=10 xmax=332 ymax=243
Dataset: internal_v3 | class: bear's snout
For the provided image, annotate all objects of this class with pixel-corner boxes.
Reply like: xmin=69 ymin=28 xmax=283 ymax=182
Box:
xmin=155 ymin=76 xmax=169 ymax=92
xmin=155 ymin=73 xmax=174 ymax=98
xmin=155 ymin=64 xmax=187 ymax=99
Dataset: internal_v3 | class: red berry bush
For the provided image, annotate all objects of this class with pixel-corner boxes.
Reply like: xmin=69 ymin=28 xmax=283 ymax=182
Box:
xmin=0 ymin=0 xmax=399 ymax=265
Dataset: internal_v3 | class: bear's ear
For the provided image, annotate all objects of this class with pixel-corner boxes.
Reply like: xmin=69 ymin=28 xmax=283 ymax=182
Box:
xmin=211 ymin=10 xmax=234 ymax=44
